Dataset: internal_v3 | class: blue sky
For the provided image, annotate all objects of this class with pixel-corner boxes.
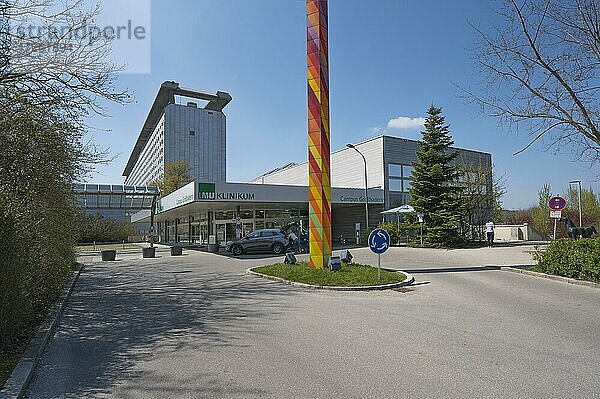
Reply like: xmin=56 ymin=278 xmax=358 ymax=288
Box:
xmin=87 ymin=0 xmax=599 ymax=210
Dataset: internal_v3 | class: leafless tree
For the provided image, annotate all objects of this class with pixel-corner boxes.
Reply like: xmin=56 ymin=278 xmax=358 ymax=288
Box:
xmin=463 ymin=0 xmax=600 ymax=167
xmin=0 ymin=0 xmax=129 ymax=117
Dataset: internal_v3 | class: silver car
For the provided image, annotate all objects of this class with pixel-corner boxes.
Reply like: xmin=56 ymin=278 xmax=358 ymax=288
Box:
xmin=226 ymin=229 xmax=289 ymax=256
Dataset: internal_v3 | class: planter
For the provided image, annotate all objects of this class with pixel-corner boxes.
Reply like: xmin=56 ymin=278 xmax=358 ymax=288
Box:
xmin=101 ymin=250 xmax=116 ymax=261
xmin=208 ymin=243 xmax=220 ymax=253
xmin=142 ymin=247 xmax=156 ymax=258
xmin=171 ymin=246 xmax=183 ymax=256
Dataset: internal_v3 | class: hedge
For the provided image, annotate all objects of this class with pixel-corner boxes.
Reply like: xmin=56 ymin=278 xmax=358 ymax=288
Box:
xmin=534 ymin=238 xmax=600 ymax=283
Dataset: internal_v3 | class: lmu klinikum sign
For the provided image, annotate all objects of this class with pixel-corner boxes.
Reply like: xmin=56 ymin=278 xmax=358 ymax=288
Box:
xmin=198 ymin=183 xmax=215 ymax=200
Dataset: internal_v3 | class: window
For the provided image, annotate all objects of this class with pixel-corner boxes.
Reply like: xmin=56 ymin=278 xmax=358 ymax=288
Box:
xmin=265 ymin=209 xmax=282 ymax=219
xmin=389 ymin=179 xmax=402 ymax=192
xmin=240 ymin=209 xmax=254 ymax=219
xmin=389 ymin=164 xmax=402 ymax=177
xmin=388 ymin=163 xmax=413 ymax=193
xmin=190 ymin=130 xmax=195 ymax=136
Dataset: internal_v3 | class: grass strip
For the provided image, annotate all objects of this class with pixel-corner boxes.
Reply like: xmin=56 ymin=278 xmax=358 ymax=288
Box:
xmin=252 ymin=261 xmax=406 ymax=287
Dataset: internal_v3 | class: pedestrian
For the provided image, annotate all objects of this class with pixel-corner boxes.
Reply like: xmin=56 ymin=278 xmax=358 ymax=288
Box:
xmin=485 ymin=219 xmax=495 ymax=247
xmin=289 ymin=230 xmax=299 ymax=254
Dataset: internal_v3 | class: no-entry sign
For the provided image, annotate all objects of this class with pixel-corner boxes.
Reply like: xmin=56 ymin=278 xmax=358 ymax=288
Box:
xmin=548 ymin=196 xmax=566 ymax=210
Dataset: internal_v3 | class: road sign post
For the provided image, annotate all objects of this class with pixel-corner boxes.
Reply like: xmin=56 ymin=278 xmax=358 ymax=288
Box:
xmin=548 ymin=195 xmax=566 ymax=239
xmin=368 ymin=228 xmax=390 ymax=281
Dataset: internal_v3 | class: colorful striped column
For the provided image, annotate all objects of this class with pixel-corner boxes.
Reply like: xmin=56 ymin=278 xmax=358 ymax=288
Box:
xmin=307 ymin=0 xmax=331 ymax=269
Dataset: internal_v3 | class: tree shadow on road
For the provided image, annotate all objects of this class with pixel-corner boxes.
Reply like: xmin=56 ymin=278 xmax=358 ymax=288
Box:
xmin=27 ymin=260 xmax=298 ymax=398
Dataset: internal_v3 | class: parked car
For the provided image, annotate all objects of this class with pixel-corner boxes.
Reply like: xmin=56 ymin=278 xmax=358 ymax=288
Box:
xmin=225 ymin=229 xmax=290 ymax=255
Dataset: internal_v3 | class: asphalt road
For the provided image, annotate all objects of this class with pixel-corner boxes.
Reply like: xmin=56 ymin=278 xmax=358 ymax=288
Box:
xmin=26 ymin=245 xmax=600 ymax=398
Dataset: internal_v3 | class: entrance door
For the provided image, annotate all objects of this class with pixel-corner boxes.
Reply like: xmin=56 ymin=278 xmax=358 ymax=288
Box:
xmin=225 ymin=223 xmax=236 ymax=242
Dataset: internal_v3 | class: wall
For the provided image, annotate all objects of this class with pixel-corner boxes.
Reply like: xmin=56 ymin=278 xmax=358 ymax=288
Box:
xmin=125 ymin=114 xmax=165 ymax=186
xmin=164 ymin=103 xmax=226 ymax=183
xmin=495 ymin=224 xmax=546 ymax=241
xmin=250 ymin=137 xmax=385 ymax=189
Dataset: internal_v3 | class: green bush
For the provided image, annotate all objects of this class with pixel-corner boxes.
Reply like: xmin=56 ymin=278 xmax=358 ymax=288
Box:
xmin=73 ymin=211 xmax=135 ymax=243
xmin=0 ymin=95 xmax=79 ymax=351
xmin=534 ymin=239 xmax=600 ymax=283
xmin=377 ymin=222 xmax=400 ymax=245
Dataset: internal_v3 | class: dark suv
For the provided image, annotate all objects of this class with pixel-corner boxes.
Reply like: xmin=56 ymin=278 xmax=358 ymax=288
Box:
xmin=225 ymin=229 xmax=290 ymax=256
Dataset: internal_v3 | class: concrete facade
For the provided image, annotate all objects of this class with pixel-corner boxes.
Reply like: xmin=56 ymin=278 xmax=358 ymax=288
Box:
xmin=123 ymin=81 xmax=231 ymax=186
xmin=494 ymin=224 xmax=546 ymax=241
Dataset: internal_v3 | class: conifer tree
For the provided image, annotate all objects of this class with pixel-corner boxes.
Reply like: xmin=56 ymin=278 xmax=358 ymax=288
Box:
xmin=408 ymin=106 xmax=462 ymax=247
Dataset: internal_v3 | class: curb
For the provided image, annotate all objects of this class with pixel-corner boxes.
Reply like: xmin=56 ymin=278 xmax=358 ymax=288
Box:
xmin=246 ymin=267 xmax=415 ymax=291
xmin=501 ymin=267 xmax=599 ymax=289
xmin=0 ymin=264 xmax=85 ymax=399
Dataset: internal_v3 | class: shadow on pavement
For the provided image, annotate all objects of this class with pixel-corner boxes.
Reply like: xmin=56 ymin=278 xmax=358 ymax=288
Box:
xmin=27 ymin=259 xmax=298 ymax=398
xmin=403 ymin=265 xmax=501 ymax=274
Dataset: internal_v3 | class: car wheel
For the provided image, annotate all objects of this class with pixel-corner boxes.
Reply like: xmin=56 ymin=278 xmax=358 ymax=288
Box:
xmin=232 ymin=245 xmax=243 ymax=256
xmin=272 ymin=243 xmax=284 ymax=254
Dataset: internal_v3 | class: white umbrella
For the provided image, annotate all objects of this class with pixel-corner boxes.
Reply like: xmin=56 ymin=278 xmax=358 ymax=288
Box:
xmin=381 ymin=205 xmax=415 ymax=214
xmin=381 ymin=205 xmax=415 ymax=239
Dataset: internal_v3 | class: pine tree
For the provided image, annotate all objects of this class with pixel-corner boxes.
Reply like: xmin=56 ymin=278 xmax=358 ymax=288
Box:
xmin=408 ymin=106 xmax=462 ymax=247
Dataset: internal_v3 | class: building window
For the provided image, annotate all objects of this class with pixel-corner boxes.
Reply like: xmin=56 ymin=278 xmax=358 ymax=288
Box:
xmin=389 ymin=179 xmax=402 ymax=192
xmin=389 ymin=164 xmax=402 ymax=178
xmin=388 ymin=163 xmax=413 ymax=193
xmin=190 ymin=130 xmax=195 ymax=136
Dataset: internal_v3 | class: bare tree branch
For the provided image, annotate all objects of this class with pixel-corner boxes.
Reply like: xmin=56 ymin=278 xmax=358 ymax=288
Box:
xmin=0 ymin=0 xmax=130 ymax=119
xmin=460 ymin=0 xmax=600 ymax=168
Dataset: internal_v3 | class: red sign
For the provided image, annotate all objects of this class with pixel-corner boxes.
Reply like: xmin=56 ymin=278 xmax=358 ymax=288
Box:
xmin=548 ymin=196 xmax=566 ymax=210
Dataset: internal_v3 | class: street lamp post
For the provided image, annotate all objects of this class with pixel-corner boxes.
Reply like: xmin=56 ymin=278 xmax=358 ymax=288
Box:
xmin=346 ymin=144 xmax=369 ymax=238
xmin=418 ymin=212 xmax=424 ymax=246
xmin=569 ymin=180 xmax=582 ymax=227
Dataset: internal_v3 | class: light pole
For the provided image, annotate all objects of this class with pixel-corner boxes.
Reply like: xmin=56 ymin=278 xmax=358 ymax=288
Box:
xmin=569 ymin=180 xmax=583 ymax=227
xmin=418 ymin=212 xmax=424 ymax=246
xmin=346 ymin=143 xmax=369 ymax=236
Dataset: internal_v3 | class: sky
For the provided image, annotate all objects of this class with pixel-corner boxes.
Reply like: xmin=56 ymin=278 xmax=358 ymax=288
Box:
xmin=85 ymin=0 xmax=600 ymax=210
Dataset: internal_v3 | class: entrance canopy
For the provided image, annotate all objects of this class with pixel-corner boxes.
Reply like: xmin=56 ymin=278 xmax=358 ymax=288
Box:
xmin=130 ymin=180 xmax=385 ymax=244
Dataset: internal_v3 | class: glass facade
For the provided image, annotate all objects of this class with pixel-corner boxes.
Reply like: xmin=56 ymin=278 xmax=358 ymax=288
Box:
xmin=72 ymin=183 xmax=159 ymax=221
xmin=157 ymin=207 xmax=309 ymax=244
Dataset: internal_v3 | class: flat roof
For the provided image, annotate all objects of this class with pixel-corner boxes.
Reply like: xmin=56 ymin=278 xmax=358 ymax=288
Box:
xmin=123 ymin=81 xmax=232 ymax=177
xmin=254 ymin=134 xmax=491 ymax=181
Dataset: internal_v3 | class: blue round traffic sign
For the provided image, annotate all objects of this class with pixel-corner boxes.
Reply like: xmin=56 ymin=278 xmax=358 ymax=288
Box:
xmin=548 ymin=196 xmax=566 ymax=210
xmin=369 ymin=228 xmax=390 ymax=254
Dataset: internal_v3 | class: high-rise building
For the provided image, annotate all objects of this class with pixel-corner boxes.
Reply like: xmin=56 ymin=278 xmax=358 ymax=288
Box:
xmin=123 ymin=81 xmax=232 ymax=186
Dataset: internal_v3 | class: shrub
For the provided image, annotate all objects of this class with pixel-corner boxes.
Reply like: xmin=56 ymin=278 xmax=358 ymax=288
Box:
xmin=378 ymin=222 xmax=400 ymax=245
xmin=534 ymin=239 xmax=600 ymax=283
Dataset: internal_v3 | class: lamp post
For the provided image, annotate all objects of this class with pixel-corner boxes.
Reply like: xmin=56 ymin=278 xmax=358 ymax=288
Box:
xmin=569 ymin=180 xmax=582 ymax=227
xmin=417 ymin=212 xmax=424 ymax=246
xmin=346 ymin=143 xmax=369 ymax=237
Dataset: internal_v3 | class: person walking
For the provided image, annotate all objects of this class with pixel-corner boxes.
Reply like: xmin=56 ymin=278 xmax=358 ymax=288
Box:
xmin=485 ymin=220 xmax=495 ymax=248
xmin=289 ymin=230 xmax=299 ymax=254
